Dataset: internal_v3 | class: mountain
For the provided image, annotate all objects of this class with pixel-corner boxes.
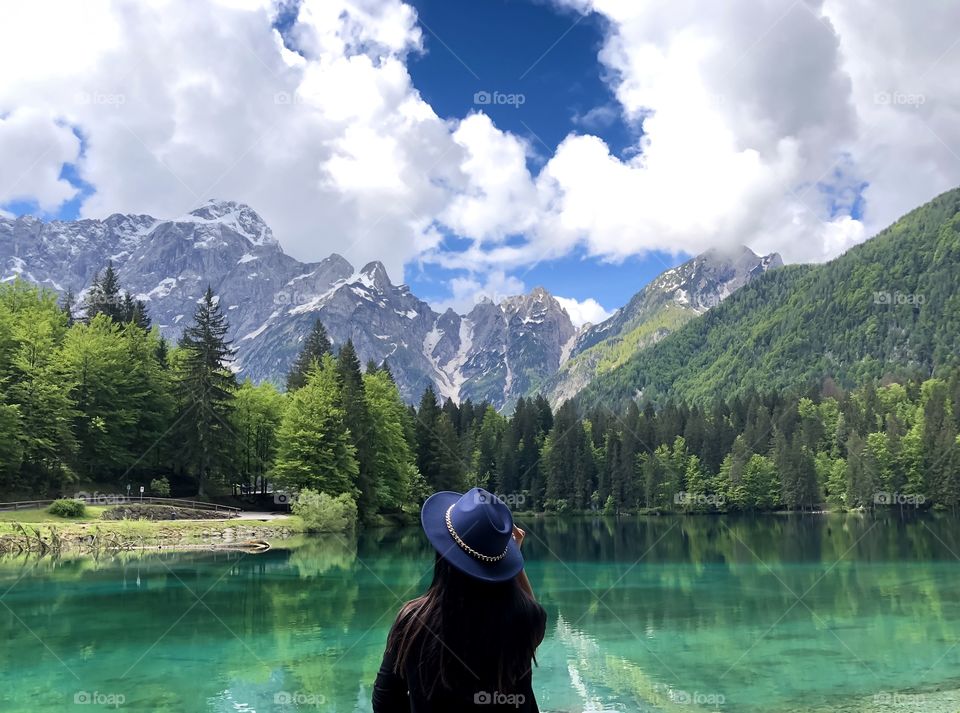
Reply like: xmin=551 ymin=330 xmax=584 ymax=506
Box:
xmin=579 ymin=187 xmax=960 ymax=408
xmin=0 ymin=200 xmax=576 ymax=407
xmin=537 ymin=246 xmax=782 ymax=405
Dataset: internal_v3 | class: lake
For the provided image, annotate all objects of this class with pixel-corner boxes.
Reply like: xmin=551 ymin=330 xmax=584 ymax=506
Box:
xmin=1 ymin=514 xmax=959 ymax=712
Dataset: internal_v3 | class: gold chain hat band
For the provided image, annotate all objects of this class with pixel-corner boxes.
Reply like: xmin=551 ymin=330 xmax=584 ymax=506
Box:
xmin=444 ymin=504 xmax=509 ymax=563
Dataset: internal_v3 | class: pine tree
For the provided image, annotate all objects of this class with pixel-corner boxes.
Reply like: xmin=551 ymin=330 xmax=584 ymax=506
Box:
xmin=83 ymin=263 xmax=124 ymax=323
xmin=287 ymin=319 xmax=332 ymax=391
xmin=121 ymin=292 xmax=151 ymax=329
xmin=474 ymin=407 xmax=504 ymax=491
xmin=155 ymin=336 xmax=170 ymax=369
xmin=59 ymin=288 xmax=76 ymax=326
xmin=844 ymin=430 xmax=871 ymax=508
xmin=337 ymin=339 xmax=376 ymax=522
xmin=433 ymin=412 xmax=466 ymax=491
xmin=415 ymin=386 xmax=442 ymax=485
xmin=175 ymin=286 xmax=237 ymax=495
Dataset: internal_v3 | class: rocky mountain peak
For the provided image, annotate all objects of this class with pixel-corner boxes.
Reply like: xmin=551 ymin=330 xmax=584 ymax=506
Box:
xmin=648 ymin=244 xmax=781 ymax=311
xmin=539 ymin=244 xmax=784 ymax=406
xmin=0 ymin=204 xmax=783 ymax=411
xmin=177 ymin=199 xmax=277 ymax=246
xmin=358 ymin=260 xmax=391 ymax=290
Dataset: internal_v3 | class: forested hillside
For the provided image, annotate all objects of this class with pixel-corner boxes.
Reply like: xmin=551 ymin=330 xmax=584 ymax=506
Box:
xmin=3 ymin=188 xmax=960 ymax=520
xmin=579 ymin=187 xmax=960 ymax=408
xmin=1 ymin=270 xmax=958 ymax=516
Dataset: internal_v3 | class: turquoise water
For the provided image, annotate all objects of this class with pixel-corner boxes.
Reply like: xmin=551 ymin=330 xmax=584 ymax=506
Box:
xmin=2 ymin=514 xmax=960 ymax=712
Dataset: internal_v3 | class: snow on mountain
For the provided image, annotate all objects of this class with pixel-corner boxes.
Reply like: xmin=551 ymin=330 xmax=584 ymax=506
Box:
xmin=0 ymin=203 xmax=778 ymax=409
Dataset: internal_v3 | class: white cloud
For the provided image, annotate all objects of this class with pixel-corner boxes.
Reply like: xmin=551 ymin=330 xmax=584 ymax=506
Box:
xmin=0 ymin=0 xmax=453 ymax=281
xmin=440 ymin=113 xmax=540 ymax=244
xmin=555 ymin=296 xmax=613 ymax=327
xmin=431 ymin=270 xmax=527 ymax=315
xmin=0 ymin=109 xmax=81 ymax=210
xmin=1 ymin=0 xmax=960 ymax=313
xmin=534 ymin=0 xmax=960 ymax=265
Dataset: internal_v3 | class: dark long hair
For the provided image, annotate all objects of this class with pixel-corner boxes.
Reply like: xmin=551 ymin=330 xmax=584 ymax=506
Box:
xmin=387 ymin=554 xmax=546 ymax=697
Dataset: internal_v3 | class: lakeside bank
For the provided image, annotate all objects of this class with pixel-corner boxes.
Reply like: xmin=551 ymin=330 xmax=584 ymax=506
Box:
xmin=0 ymin=511 xmax=305 ymax=554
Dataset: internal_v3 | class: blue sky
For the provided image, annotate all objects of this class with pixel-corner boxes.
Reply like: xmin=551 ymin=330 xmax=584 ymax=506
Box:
xmin=401 ymin=0 xmax=681 ymax=310
xmin=396 ymin=0 xmax=685 ymax=312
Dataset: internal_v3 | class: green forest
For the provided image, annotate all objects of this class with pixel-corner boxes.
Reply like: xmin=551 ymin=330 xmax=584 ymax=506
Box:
xmin=582 ymin=186 xmax=960 ymax=407
xmin=1 ymin=263 xmax=959 ymax=521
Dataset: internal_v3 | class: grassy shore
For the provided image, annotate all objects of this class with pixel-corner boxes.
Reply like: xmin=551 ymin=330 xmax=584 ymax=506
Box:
xmin=0 ymin=506 xmax=110 ymax=523
xmin=0 ymin=508 xmax=305 ymax=553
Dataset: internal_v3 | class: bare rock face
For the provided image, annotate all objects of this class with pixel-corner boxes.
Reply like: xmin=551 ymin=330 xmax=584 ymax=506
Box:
xmin=0 ymin=201 xmax=578 ymax=409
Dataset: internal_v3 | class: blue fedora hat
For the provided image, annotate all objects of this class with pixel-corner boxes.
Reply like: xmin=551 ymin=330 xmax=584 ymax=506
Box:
xmin=421 ymin=488 xmax=524 ymax=583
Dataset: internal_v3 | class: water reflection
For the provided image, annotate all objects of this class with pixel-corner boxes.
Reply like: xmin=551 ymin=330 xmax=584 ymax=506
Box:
xmin=0 ymin=514 xmax=958 ymax=712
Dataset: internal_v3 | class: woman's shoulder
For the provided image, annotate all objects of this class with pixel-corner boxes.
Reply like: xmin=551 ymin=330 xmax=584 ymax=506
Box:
xmin=390 ymin=596 xmax=428 ymax=635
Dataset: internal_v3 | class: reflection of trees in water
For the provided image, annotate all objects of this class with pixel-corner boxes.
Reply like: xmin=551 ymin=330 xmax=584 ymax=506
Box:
xmin=528 ymin=514 xmax=960 ymax=712
xmin=2 ymin=516 xmax=960 ymax=712
xmin=0 ymin=534 xmax=438 ymax=712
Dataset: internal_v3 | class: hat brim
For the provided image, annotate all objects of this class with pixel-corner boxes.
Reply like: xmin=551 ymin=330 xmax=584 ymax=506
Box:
xmin=421 ymin=491 xmax=524 ymax=583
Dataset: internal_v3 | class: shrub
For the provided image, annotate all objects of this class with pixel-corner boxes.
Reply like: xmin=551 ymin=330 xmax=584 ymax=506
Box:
xmin=603 ymin=494 xmax=616 ymax=515
xmin=47 ymin=499 xmax=86 ymax=518
xmin=101 ymin=504 xmax=236 ymax=521
xmin=150 ymin=477 xmax=171 ymax=497
xmin=292 ymin=489 xmax=358 ymax=533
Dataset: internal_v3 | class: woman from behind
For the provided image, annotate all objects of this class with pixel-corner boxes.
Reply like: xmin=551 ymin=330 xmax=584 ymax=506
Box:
xmin=373 ymin=487 xmax=547 ymax=712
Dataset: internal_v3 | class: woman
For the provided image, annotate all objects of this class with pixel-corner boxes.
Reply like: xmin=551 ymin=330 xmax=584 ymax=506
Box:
xmin=372 ymin=487 xmax=547 ymax=712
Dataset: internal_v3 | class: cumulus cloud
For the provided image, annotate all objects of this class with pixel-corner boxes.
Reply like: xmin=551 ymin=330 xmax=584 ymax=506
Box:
xmin=1 ymin=0 xmax=960 ymax=313
xmin=534 ymin=0 xmax=960 ymax=264
xmin=0 ymin=109 xmax=81 ymax=210
xmin=555 ymin=296 xmax=613 ymax=327
xmin=0 ymin=0 xmax=454 ymax=281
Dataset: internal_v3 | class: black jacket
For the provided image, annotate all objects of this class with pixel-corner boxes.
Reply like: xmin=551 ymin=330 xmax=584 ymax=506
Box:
xmin=372 ymin=603 xmax=546 ymax=713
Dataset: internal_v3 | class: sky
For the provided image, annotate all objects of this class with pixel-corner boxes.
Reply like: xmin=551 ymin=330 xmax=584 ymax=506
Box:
xmin=1 ymin=0 xmax=959 ymax=323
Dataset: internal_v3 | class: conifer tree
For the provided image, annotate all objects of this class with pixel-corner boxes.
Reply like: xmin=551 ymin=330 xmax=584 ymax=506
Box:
xmin=337 ymin=339 xmax=376 ymax=522
xmin=175 ymin=286 xmax=237 ymax=495
xmin=363 ymin=368 xmax=418 ymax=512
xmin=287 ymin=319 xmax=332 ymax=391
xmin=83 ymin=262 xmax=124 ymax=323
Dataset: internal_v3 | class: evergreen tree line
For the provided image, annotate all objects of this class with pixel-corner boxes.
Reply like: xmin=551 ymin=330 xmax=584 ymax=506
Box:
xmin=2 ymin=269 xmax=959 ymax=520
xmin=424 ymin=374 xmax=960 ymax=514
